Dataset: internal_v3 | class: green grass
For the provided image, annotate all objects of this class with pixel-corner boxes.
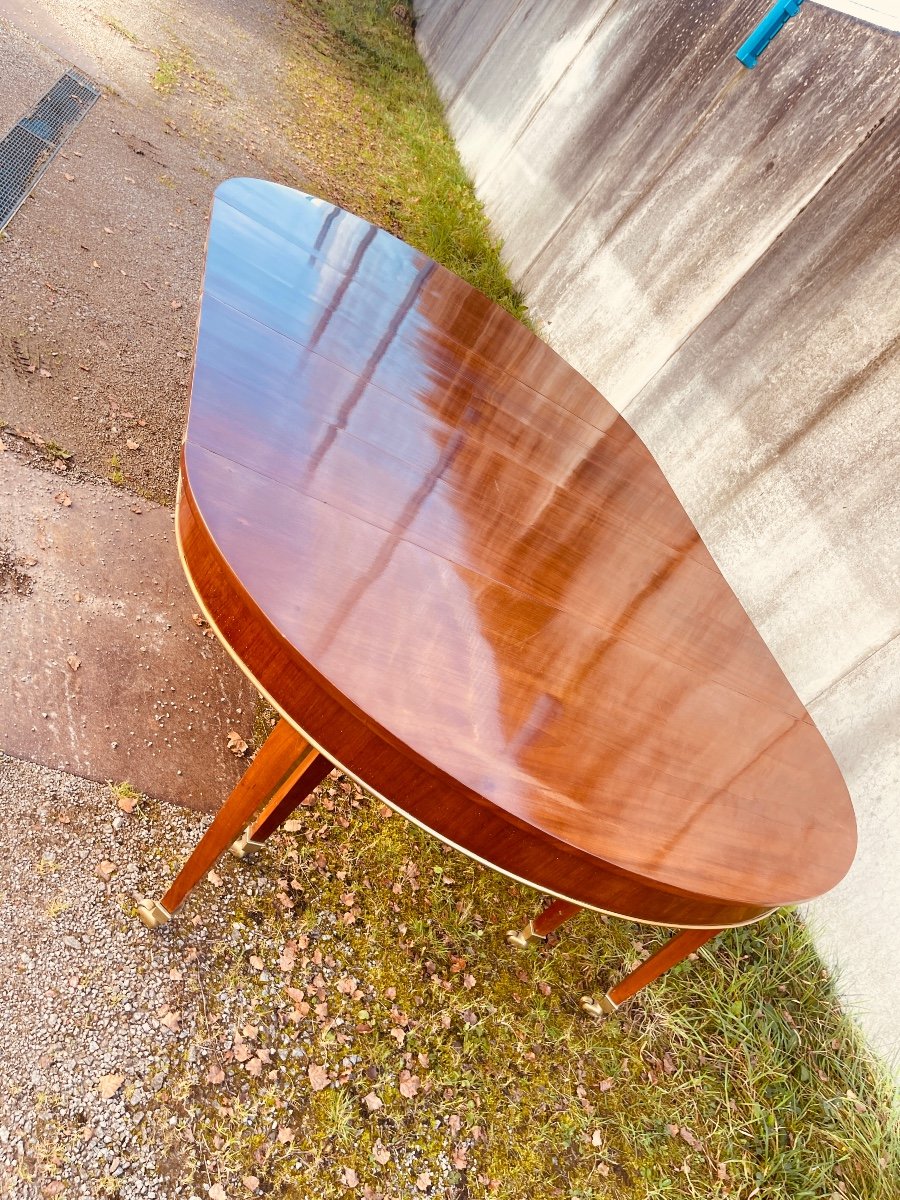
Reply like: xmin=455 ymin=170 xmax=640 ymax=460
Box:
xmin=155 ymin=780 xmax=898 ymax=1199
xmin=283 ymin=0 xmax=529 ymax=320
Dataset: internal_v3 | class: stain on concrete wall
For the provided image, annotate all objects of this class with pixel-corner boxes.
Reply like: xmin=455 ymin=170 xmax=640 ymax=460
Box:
xmin=416 ymin=0 xmax=900 ymax=1074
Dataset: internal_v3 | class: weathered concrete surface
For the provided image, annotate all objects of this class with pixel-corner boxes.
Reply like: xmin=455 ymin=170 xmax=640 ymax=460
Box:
xmin=0 ymin=444 xmax=258 ymax=810
xmin=416 ymin=0 xmax=900 ymax=1075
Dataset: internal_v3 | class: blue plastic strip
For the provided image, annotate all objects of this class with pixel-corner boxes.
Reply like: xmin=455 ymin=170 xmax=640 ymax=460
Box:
xmin=736 ymin=0 xmax=806 ymax=68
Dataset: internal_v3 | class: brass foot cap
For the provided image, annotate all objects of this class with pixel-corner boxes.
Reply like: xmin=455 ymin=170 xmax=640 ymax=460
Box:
xmin=229 ymin=835 xmax=264 ymax=860
xmin=580 ymin=993 xmax=619 ymax=1018
xmin=505 ymin=921 xmax=546 ymax=949
xmin=137 ymin=899 xmax=171 ymax=929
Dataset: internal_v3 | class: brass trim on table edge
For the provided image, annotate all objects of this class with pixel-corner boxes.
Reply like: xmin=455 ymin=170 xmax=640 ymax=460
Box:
xmin=173 ymin=474 xmax=776 ymax=934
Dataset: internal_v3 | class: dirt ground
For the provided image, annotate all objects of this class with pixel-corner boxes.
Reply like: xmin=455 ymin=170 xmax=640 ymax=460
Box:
xmin=0 ymin=0 xmax=316 ymax=504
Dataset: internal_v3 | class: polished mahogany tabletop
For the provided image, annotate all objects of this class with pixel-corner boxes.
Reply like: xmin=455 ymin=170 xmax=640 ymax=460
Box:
xmin=177 ymin=178 xmax=856 ymax=930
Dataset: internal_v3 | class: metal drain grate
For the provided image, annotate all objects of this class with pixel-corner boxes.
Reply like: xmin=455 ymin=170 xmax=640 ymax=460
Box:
xmin=0 ymin=68 xmax=101 ymax=232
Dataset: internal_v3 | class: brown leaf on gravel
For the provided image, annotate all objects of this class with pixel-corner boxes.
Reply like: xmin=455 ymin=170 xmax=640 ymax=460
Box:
xmin=245 ymin=1056 xmax=263 ymax=1077
xmin=415 ymin=1171 xmax=432 ymax=1192
xmin=242 ymin=1179 xmax=260 ymax=1195
xmin=206 ymin=1063 xmax=225 ymax=1085
xmin=249 ymin=955 xmax=264 ymax=972
xmin=398 ymin=1070 xmax=419 ymax=1099
xmin=54 ymin=491 xmax=72 ymax=507
xmin=227 ymin=730 xmax=249 ymax=757
xmin=277 ymin=1125 xmax=295 ymax=1144
xmin=679 ymin=1127 xmax=702 ymax=1150
xmin=97 ymin=1073 xmax=124 ymax=1099
xmin=208 ymin=1186 xmax=228 ymax=1200
xmin=372 ymin=1143 xmax=390 ymax=1165
xmin=598 ymin=1078 xmax=615 ymax=1093
xmin=341 ymin=1167 xmax=359 ymax=1188
xmin=160 ymin=1011 xmax=180 ymax=1032
xmin=233 ymin=1040 xmax=251 ymax=1063
xmin=279 ymin=942 xmax=296 ymax=973
xmin=171 ymin=300 xmax=183 ymax=310
xmin=116 ymin=794 xmax=138 ymax=813
xmin=66 ymin=655 xmax=81 ymax=671
xmin=95 ymin=860 xmax=116 ymax=882
xmin=451 ymin=1146 xmax=468 ymax=1169
xmin=362 ymin=1091 xmax=382 ymax=1113
xmin=207 ymin=869 xmax=223 ymax=887
xmin=126 ymin=438 xmax=141 ymax=451
xmin=308 ymin=1063 xmax=329 ymax=1091
xmin=389 ymin=1027 xmax=405 ymax=1048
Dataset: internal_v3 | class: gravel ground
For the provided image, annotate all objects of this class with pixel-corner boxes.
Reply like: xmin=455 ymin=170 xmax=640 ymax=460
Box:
xmin=0 ymin=752 xmax=214 ymax=1198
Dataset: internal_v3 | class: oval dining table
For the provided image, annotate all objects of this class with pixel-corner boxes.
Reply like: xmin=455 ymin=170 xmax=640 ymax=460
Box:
xmin=137 ymin=178 xmax=856 ymax=1017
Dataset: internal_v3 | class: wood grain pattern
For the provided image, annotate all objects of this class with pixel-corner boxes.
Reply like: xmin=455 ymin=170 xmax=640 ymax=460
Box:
xmin=177 ymin=178 xmax=856 ymax=929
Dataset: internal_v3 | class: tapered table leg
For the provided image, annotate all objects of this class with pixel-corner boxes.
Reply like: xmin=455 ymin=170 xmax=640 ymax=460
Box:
xmin=506 ymin=897 xmax=583 ymax=947
xmin=581 ymin=926 xmax=723 ymax=1016
xmin=137 ymin=718 xmax=326 ymax=927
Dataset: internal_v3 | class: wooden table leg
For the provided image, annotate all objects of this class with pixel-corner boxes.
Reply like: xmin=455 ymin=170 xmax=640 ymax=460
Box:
xmin=581 ymin=926 xmax=723 ymax=1016
xmin=137 ymin=718 xmax=325 ymax=928
xmin=230 ymin=743 xmax=332 ymax=858
xmin=506 ymin=897 xmax=583 ymax=948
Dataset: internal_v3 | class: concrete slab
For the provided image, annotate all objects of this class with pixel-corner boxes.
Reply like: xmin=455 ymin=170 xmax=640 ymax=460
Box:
xmin=0 ymin=442 xmax=259 ymax=810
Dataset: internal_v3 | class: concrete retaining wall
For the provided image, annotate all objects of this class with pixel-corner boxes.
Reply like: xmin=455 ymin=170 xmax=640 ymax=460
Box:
xmin=416 ymin=0 xmax=900 ymax=1075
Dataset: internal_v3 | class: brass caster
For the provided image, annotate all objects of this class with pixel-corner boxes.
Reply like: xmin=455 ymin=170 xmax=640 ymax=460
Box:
xmin=505 ymin=921 xmax=546 ymax=949
xmin=137 ymin=899 xmax=171 ymax=929
xmin=580 ymin=993 xmax=619 ymax=1018
xmin=229 ymin=833 xmax=264 ymax=860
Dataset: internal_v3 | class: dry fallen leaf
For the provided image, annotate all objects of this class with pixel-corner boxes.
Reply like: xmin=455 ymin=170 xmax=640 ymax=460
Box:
xmin=207 ymin=869 xmax=223 ymax=887
xmin=451 ymin=1146 xmax=468 ymax=1169
xmin=362 ymin=1092 xmax=382 ymax=1113
xmin=227 ymin=730 xmax=249 ymax=757
xmin=117 ymin=794 xmax=138 ymax=813
xmin=208 ymin=1185 xmax=228 ymax=1200
xmin=308 ymin=1063 xmax=329 ymax=1091
xmin=97 ymin=1073 xmax=124 ymax=1099
xmin=372 ymin=1143 xmax=390 ymax=1165
xmin=341 ymin=1168 xmax=359 ymax=1188
xmin=171 ymin=299 xmax=183 ymax=310
xmin=54 ymin=491 xmax=72 ymax=507
xmin=245 ymin=1056 xmax=263 ymax=1077
xmin=249 ymin=955 xmax=265 ymax=971
xmin=680 ymin=1127 xmax=702 ymax=1150
xmin=126 ymin=438 xmax=141 ymax=451
xmin=398 ymin=1070 xmax=420 ymax=1099
xmin=66 ymin=654 xmax=81 ymax=671
xmin=160 ymin=1011 xmax=180 ymax=1032
xmin=415 ymin=1171 xmax=432 ymax=1193
xmin=206 ymin=1063 xmax=225 ymax=1085
xmin=591 ymin=1129 xmax=603 ymax=1148
xmin=242 ymin=1178 xmax=260 ymax=1195
xmin=277 ymin=1125 xmax=294 ymax=1144
xmin=95 ymin=860 xmax=116 ymax=882
xmin=62 ymin=935 xmax=80 ymax=949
